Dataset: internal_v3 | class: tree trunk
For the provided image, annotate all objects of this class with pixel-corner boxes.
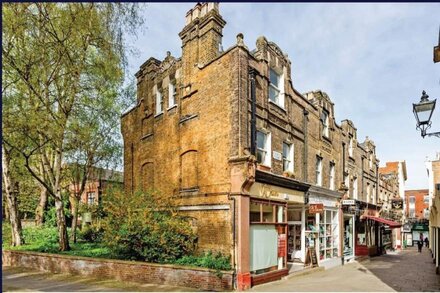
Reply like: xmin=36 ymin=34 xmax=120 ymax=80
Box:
xmin=70 ymin=195 xmax=79 ymax=243
xmin=2 ymin=144 xmax=23 ymax=246
xmin=35 ymin=186 xmax=48 ymax=226
xmin=55 ymin=197 xmax=70 ymax=251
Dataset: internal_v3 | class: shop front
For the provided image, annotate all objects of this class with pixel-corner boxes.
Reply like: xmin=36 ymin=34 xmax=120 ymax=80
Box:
xmin=341 ymin=199 xmax=357 ymax=262
xmin=306 ymin=186 xmax=343 ymax=269
xmin=355 ymin=203 xmax=381 ymax=257
xmin=429 ymin=193 xmax=440 ymax=274
xmin=248 ymin=172 xmax=310 ymax=285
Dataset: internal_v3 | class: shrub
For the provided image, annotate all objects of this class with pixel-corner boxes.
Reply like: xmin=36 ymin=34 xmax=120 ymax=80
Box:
xmin=174 ymin=251 xmax=232 ymax=271
xmin=101 ymin=189 xmax=197 ymax=262
xmin=79 ymin=223 xmax=104 ymax=243
xmin=2 ymin=222 xmax=12 ymax=247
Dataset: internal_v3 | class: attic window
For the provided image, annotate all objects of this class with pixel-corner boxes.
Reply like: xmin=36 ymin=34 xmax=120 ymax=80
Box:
xmin=321 ymin=110 xmax=329 ymax=138
xmin=268 ymin=68 xmax=284 ymax=109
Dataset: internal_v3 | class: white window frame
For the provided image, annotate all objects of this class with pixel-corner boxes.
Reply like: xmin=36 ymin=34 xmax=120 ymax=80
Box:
xmin=155 ymin=89 xmax=163 ymax=115
xmin=257 ymin=131 xmax=271 ymax=167
xmin=329 ymin=163 xmax=335 ymax=190
xmin=423 ymin=195 xmax=429 ymax=204
xmin=268 ymin=68 xmax=285 ymax=109
xmin=353 ymin=177 xmax=358 ymax=200
xmin=316 ymin=156 xmax=323 ymax=186
xmin=168 ymin=82 xmax=177 ymax=109
xmin=322 ymin=110 xmax=329 ymax=138
xmin=282 ymin=142 xmax=294 ymax=173
xmin=348 ymin=136 xmax=354 ymax=157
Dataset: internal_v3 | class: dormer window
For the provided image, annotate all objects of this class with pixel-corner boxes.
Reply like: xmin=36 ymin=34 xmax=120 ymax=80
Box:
xmin=268 ymin=68 xmax=284 ymax=108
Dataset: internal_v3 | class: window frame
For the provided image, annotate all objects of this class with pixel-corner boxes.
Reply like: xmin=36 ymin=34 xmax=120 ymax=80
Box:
xmin=168 ymin=82 xmax=177 ymax=109
xmin=316 ymin=156 xmax=323 ymax=186
xmin=321 ymin=110 xmax=330 ymax=138
xmin=155 ymin=89 xmax=163 ymax=115
xmin=256 ymin=130 xmax=271 ymax=167
xmin=268 ymin=67 xmax=285 ymax=109
xmin=329 ymin=163 xmax=335 ymax=190
xmin=282 ymin=142 xmax=294 ymax=173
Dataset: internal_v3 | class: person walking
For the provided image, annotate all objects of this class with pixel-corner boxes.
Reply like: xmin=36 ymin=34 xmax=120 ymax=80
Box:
xmin=417 ymin=240 xmax=423 ymax=253
xmin=424 ymin=237 xmax=429 ymax=248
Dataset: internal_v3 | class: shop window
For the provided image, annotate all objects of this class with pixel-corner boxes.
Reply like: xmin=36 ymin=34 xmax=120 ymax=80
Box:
xmin=250 ymin=200 xmax=285 ymax=224
xmin=250 ymin=225 xmax=278 ymax=273
xmin=318 ymin=209 xmax=339 ymax=260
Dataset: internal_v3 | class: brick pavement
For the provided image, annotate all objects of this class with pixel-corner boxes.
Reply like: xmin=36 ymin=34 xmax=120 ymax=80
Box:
xmin=362 ymin=246 xmax=440 ymax=292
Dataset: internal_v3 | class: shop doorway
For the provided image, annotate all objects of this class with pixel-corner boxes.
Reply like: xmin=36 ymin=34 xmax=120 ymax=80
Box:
xmin=344 ymin=215 xmax=354 ymax=259
xmin=288 ymin=224 xmax=302 ymax=262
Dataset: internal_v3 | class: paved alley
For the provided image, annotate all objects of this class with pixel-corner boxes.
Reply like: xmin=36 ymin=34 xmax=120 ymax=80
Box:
xmin=249 ymin=246 xmax=440 ymax=292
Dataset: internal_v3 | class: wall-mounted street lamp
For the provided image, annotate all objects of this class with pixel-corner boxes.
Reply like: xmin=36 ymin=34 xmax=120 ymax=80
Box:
xmin=413 ymin=91 xmax=440 ymax=138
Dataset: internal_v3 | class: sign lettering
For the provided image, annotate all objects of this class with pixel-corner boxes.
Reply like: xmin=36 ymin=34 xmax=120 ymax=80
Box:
xmin=342 ymin=199 xmax=355 ymax=205
xmin=309 ymin=204 xmax=324 ymax=214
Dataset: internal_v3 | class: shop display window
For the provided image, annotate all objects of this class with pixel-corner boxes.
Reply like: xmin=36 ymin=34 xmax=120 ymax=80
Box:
xmin=318 ymin=209 xmax=339 ymax=260
xmin=250 ymin=200 xmax=286 ymax=224
xmin=356 ymin=223 xmax=366 ymax=245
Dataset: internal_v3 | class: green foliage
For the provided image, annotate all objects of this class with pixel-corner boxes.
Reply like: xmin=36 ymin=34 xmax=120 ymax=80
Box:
xmin=44 ymin=201 xmax=72 ymax=228
xmin=102 ymin=189 xmax=197 ymax=262
xmin=174 ymin=251 xmax=232 ymax=271
xmin=2 ymin=222 xmax=12 ymax=246
xmin=79 ymin=223 xmax=104 ymax=243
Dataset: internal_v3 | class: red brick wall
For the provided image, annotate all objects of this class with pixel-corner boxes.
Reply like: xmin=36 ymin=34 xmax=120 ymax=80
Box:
xmin=2 ymin=250 xmax=233 ymax=291
xmin=405 ymin=189 xmax=429 ymax=220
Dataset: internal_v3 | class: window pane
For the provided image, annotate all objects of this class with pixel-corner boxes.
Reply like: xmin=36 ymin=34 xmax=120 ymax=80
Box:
xmin=257 ymin=131 xmax=266 ymax=149
xmin=283 ymin=143 xmax=289 ymax=158
xmin=257 ymin=150 xmax=266 ymax=164
xmin=269 ymin=69 xmax=279 ymax=87
xmin=269 ymin=86 xmax=279 ymax=103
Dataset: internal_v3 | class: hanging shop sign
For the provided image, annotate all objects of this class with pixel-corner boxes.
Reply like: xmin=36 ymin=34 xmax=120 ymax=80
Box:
xmin=342 ymin=199 xmax=355 ymax=205
xmin=309 ymin=203 xmax=324 ymax=214
xmin=402 ymin=223 xmax=411 ymax=233
xmin=391 ymin=198 xmax=403 ymax=210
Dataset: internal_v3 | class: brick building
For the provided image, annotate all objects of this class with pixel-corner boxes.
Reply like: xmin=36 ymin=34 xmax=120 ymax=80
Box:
xmin=405 ymin=189 xmax=429 ymax=220
xmin=121 ymin=3 xmax=401 ymax=289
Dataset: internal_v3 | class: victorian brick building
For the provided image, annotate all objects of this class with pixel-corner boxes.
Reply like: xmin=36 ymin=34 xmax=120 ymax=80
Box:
xmin=121 ymin=3 xmax=401 ymax=289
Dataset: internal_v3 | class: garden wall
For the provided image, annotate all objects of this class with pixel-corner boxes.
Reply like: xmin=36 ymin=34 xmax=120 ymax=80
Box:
xmin=2 ymin=250 xmax=234 ymax=291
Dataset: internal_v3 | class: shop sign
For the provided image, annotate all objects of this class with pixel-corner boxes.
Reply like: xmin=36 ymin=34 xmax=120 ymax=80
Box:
xmin=278 ymin=234 xmax=287 ymax=257
xmin=309 ymin=204 xmax=324 ymax=214
xmin=391 ymin=198 xmax=403 ymax=210
xmin=342 ymin=199 xmax=355 ymax=205
xmin=402 ymin=223 xmax=411 ymax=232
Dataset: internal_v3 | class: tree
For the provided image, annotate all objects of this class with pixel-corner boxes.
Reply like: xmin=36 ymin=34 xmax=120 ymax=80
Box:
xmin=2 ymin=3 xmax=143 ymax=251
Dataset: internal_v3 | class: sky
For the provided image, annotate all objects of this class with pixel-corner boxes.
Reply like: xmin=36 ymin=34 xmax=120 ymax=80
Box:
xmin=124 ymin=3 xmax=440 ymax=190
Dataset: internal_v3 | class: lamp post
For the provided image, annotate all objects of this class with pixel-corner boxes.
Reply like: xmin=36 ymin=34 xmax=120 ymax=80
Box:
xmin=413 ymin=91 xmax=440 ymax=138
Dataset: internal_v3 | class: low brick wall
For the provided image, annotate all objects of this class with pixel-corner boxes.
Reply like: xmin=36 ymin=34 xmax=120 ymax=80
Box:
xmin=2 ymin=250 xmax=234 ymax=291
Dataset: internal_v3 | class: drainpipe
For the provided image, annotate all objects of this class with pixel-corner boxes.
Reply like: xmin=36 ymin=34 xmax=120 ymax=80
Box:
xmin=341 ymin=142 xmax=346 ymax=265
xmin=303 ymin=109 xmax=309 ymax=182
xmin=342 ymin=142 xmax=346 ymax=186
xmin=249 ymin=68 xmax=257 ymax=156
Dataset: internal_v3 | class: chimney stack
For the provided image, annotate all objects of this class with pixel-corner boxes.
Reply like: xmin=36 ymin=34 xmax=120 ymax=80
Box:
xmin=179 ymin=3 xmax=226 ymax=77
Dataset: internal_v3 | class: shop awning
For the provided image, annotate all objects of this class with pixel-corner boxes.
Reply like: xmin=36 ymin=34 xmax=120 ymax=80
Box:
xmin=362 ymin=215 xmax=402 ymax=228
